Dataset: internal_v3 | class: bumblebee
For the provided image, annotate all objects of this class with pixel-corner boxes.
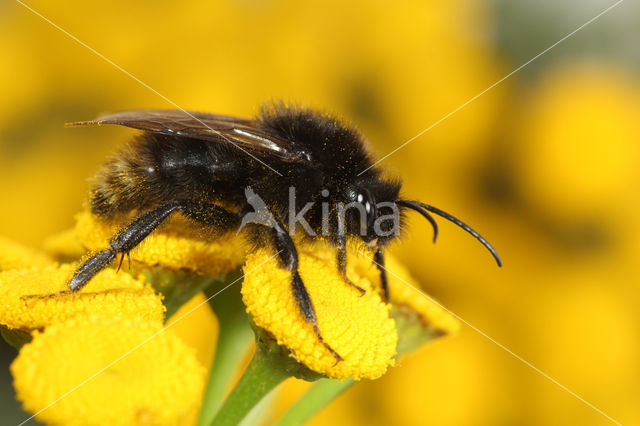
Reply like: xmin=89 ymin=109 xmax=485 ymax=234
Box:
xmin=67 ymin=103 xmax=501 ymax=361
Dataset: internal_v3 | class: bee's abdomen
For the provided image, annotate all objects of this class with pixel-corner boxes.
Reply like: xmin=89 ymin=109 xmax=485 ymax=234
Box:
xmin=89 ymin=150 xmax=162 ymax=218
xmin=89 ymin=133 xmax=220 ymax=218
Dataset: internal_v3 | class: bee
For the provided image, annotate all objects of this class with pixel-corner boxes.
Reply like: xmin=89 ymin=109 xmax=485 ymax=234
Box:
xmin=67 ymin=103 xmax=501 ymax=361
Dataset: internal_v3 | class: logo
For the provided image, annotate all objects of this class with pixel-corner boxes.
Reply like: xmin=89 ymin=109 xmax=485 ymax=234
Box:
xmin=237 ymin=187 xmax=283 ymax=233
xmin=237 ymin=186 xmax=400 ymax=238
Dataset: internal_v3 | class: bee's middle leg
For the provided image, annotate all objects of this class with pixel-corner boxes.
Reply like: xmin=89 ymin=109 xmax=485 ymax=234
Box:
xmin=267 ymin=220 xmax=343 ymax=363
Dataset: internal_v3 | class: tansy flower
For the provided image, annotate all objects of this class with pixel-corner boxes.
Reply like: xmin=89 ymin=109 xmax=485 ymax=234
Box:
xmin=242 ymin=244 xmax=396 ymax=381
xmin=73 ymin=210 xmax=246 ymax=276
xmin=513 ymin=64 xmax=640 ymax=224
xmin=241 ymin=243 xmax=459 ymax=381
xmin=42 ymin=228 xmax=86 ymax=262
xmin=354 ymin=252 xmax=460 ymax=338
xmin=11 ymin=314 xmax=205 ymax=426
xmin=370 ymin=254 xmax=460 ymax=354
xmin=0 ymin=235 xmax=52 ymax=271
xmin=306 ymin=245 xmax=460 ymax=337
xmin=0 ymin=263 xmax=164 ymax=331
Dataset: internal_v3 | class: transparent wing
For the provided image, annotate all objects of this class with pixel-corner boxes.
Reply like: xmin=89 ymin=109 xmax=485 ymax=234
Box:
xmin=67 ymin=109 xmax=310 ymax=162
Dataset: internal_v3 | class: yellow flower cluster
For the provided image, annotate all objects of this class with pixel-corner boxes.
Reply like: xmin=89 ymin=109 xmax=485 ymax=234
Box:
xmin=42 ymin=228 xmax=86 ymax=262
xmin=0 ymin=235 xmax=51 ymax=271
xmin=514 ymin=65 xmax=640 ymax=223
xmin=243 ymin=246 xmax=397 ymax=380
xmin=242 ymin=242 xmax=458 ymax=380
xmin=355 ymin=253 xmax=460 ymax=336
xmin=0 ymin=264 xmax=164 ymax=330
xmin=73 ymin=210 xmax=246 ymax=276
xmin=0 ymin=234 xmax=207 ymax=425
xmin=12 ymin=315 xmax=204 ymax=426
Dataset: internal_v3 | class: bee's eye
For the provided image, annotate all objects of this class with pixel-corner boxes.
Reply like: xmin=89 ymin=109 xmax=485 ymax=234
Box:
xmin=356 ymin=189 xmax=376 ymax=229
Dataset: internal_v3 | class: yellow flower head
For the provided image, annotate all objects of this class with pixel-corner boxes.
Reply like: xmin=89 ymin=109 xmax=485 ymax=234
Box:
xmin=354 ymin=253 xmax=460 ymax=336
xmin=242 ymin=245 xmax=398 ymax=380
xmin=11 ymin=315 xmax=205 ymax=426
xmin=74 ymin=210 xmax=246 ymax=276
xmin=42 ymin=228 xmax=86 ymax=262
xmin=0 ymin=236 xmax=51 ymax=271
xmin=0 ymin=263 xmax=164 ymax=330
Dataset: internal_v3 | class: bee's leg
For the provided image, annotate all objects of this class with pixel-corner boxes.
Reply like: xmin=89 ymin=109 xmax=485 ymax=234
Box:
xmin=373 ymin=248 xmax=389 ymax=303
xmin=69 ymin=201 xmax=240 ymax=292
xmin=336 ymin=244 xmax=366 ymax=296
xmin=69 ymin=203 xmax=180 ymax=291
xmin=268 ymin=221 xmax=343 ymax=363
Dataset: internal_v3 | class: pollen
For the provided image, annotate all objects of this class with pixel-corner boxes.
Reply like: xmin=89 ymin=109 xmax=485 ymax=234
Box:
xmin=11 ymin=314 xmax=205 ymax=426
xmin=241 ymin=245 xmax=398 ymax=380
xmin=0 ymin=236 xmax=52 ymax=271
xmin=0 ymin=263 xmax=165 ymax=330
xmin=74 ymin=210 xmax=246 ymax=276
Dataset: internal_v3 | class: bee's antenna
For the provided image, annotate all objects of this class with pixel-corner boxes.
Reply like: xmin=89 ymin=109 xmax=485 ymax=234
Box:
xmin=397 ymin=200 xmax=438 ymax=243
xmin=418 ymin=202 xmax=502 ymax=267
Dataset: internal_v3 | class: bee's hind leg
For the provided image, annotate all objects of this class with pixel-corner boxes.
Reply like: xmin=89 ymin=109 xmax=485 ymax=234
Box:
xmin=69 ymin=203 xmax=180 ymax=291
xmin=266 ymin=219 xmax=343 ymax=363
xmin=68 ymin=248 xmax=119 ymax=291
xmin=69 ymin=201 xmax=240 ymax=292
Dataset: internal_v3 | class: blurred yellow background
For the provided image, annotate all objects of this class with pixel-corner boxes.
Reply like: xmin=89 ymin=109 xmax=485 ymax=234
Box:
xmin=1 ymin=0 xmax=639 ymax=425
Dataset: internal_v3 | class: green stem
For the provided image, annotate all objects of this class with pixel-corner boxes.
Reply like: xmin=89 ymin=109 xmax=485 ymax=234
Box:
xmin=209 ymin=343 xmax=290 ymax=426
xmin=210 ymin=321 xmax=324 ymax=426
xmin=274 ymin=378 xmax=355 ymax=426
xmin=197 ymin=271 xmax=253 ymax=426
xmin=238 ymin=386 xmax=278 ymax=426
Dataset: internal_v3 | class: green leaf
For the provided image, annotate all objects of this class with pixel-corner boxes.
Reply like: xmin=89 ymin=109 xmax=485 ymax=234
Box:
xmin=392 ymin=305 xmax=446 ymax=354
xmin=0 ymin=325 xmax=32 ymax=351
xmin=143 ymin=267 xmax=241 ymax=319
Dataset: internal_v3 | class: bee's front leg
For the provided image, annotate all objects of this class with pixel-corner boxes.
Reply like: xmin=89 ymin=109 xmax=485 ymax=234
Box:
xmin=373 ymin=248 xmax=389 ymax=303
xmin=336 ymin=241 xmax=366 ymax=296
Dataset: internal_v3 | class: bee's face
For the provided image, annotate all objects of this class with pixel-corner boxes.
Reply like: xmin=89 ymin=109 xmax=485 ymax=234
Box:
xmin=345 ymin=178 xmax=403 ymax=247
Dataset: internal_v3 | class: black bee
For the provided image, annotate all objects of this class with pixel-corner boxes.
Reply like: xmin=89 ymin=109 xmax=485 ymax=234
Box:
xmin=67 ymin=103 xmax=501 ymax=361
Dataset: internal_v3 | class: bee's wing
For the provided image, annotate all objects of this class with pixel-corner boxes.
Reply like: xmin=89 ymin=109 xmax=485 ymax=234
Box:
xmin=67 ymin=109 xmax=310 ymax=162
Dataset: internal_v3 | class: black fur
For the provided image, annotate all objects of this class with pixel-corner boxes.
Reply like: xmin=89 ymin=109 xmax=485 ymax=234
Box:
xmin=89 ymin=103 xmax=404 ymax=248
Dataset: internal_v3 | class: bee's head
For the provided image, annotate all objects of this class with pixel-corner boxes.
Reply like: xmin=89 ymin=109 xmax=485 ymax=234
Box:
xmin=343 ymin=177 xmax=403 ymax=248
